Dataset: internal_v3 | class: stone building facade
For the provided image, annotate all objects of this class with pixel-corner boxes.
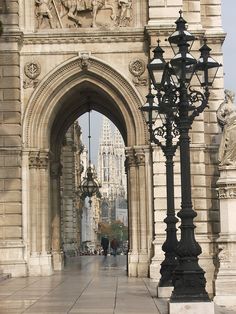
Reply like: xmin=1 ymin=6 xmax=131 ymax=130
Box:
xmin=0 ymin=0 xmax=227 ymax=301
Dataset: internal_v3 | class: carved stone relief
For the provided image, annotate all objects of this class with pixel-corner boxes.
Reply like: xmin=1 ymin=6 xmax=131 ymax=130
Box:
xmin=78 ymin=51 xmax=91 ymax=70
xmin=23 ymin=61 xmax=41 ymax=89
xmin=35 ymin=0 xmax=133 ymax=29
xmin=129 ymin=59 xmax=147 ymax=86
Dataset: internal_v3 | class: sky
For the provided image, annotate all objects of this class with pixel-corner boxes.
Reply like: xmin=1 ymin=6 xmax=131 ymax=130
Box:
xmin=79 ymin=1 xmax=235 ymax=164
xmin=221 ymin=0 xmax=235 ymax=92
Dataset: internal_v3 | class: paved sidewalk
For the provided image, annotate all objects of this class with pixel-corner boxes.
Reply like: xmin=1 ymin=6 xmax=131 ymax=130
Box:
xmin=0 ymin=256 xmax=235 ymax=314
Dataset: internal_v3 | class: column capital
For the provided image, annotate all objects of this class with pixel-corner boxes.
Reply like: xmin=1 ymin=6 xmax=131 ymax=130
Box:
xmin=29 ymin=151 xmax=39 ymax=169
xmin=125 ymin=148 xmax=136 ymax=168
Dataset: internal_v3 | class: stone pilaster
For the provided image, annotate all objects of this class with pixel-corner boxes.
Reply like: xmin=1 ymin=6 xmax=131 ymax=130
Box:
xmin=135 ymin=148 xmax=149 ymax=277
xmin=51 ymin=161 xmax=64 ymax=270
xmin=126 ymin=146 xmax=152 ymax=277
xmin=28 ymin=150 xmax=53 ymax=276
xmin=214 ymin=166 xmax=236 ymax=307
xmin=126 ymin=148 xmax=139 ymax=277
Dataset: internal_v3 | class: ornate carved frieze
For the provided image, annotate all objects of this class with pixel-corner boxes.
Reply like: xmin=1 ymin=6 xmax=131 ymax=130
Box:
xmin=129 ymin=59 xmax=147 ymax=86
xmin=217 ymin=244 xmax=230 ymax=262
xmin=125 ymin=148 xmax=146 ymax=168
xmin=35 ymin=0 xmax=133 ymax=29
xmin=23 ymin=61 xmax=41 ymax=89
xmin=135 ymin=151 xmax=145 ymax=166
xmin=29 ymin=151 xmax=39 ymax=169
xmin=29 ymin=151 xmax=49 ymax=169
xmin=39 ymin=152 xmax=49 ymax=169
xmin=217 ymin=184 xmax=236 ymax=199
xmin=125 ymin=149 xmax=136 ymax=169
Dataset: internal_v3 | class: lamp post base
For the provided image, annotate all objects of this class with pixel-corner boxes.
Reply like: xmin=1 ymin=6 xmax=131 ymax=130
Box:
xmin=169 ymin=301 xmax=214 ymax=314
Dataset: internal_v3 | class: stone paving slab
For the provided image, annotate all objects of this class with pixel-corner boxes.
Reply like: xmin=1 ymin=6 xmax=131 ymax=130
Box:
xmin=0 ymin=256 xmax=235 ymax=314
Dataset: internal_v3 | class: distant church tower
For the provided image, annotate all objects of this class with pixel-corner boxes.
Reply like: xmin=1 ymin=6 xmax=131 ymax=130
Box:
xmin=97 ymin=117 xmax=127 ymax=224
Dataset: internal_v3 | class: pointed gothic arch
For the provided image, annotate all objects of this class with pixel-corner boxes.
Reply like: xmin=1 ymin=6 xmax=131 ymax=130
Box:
xmin=22 ymin=56 xmax=153 ymax=277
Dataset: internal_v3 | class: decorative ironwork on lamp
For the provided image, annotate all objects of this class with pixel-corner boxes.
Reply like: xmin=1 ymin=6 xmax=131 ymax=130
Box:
xmin=141 ymin=10 xmax=221 ymax=302
xmin=80 ymin=109 xmax=101 ymax=206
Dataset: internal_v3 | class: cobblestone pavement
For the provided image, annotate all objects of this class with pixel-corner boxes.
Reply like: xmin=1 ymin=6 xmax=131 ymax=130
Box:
xmin=0 ymin=256 xmax=235 ymax=314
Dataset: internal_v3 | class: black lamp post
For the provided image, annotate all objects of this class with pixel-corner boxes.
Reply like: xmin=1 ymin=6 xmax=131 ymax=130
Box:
xmin=142 ymin=84 xmax=179 ymax=288
xmin=143 ymin=10 xmax=221 ymax=302
xmin=80 ymin=109 xmax=101 ymax=206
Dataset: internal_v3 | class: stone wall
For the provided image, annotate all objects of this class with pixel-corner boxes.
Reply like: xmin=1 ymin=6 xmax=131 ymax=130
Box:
xmin=0 ymin=0 xmax=27 ymax=276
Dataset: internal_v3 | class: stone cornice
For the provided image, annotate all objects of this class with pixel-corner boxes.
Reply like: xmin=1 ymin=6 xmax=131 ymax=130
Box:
xmin=145 ymin=25 xmax=225 ymax=45
xmin=22 ymin=29 xmax=145 ymax=45
xmin=0 ymin=30 xmax=23 ymax=44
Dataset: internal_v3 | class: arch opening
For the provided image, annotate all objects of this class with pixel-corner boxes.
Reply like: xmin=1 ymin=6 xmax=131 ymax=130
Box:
xmin=23 ymin=56 xmax=153 ymax=277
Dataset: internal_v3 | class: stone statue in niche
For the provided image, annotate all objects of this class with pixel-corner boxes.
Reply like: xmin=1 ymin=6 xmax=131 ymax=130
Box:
xmin=217 ymin=89 xmax=236 ymax=166
xmin=117 ymin=0 xmax=132 ymax=27
xmin=35 ymin=0 xmax=54 ymax=28
xmin=60 ymin=0 xmax=116 ymax=28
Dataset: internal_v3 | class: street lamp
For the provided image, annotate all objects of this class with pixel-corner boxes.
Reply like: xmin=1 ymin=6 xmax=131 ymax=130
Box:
xmin=80 ymin=109 xmax=101 ymax=206
xmin=142 ymin=10 xmax=221 ymax=302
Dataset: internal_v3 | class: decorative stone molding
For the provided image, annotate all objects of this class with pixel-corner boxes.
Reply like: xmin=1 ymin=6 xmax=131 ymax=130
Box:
xmin=28 ymin=151 xmax=49 ymax=169
xmin=217 ymin=185 xmax=236 ymax=199
xmin=129 ymin=59 xmax=147 ymax=86
xmin=135 ymin=151 xmax=145 ymax=166
xmin=23 ymin=61 xmax=41 ymax=89
xmin=217 ymin=244 xmax=230 ymax=262
xmin=29 ymin=151 xmax=39 ymax=169
xmin=38 ymin=152 xmax=49 ymax=169
xmin=78 ymin=51 xmax=91 ymax=70
xmin=125 ymin=148 xmax=146 ymax=167
xmin=125 ymin=149 xmax=136 ymax=168
xmin=23 ymin=31 xmax=144 ymax=45
xmin=24 ymin=56 xmax=147 ymax=147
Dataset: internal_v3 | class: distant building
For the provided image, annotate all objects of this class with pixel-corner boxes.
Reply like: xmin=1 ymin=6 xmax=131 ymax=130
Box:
xmin=97 ymin=117 xmax=127 ymax=224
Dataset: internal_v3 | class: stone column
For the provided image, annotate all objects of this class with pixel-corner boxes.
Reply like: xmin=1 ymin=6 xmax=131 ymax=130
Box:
xmin=126 ymin=148 xmax=139 ymax=277
xmin=28 ymin=151 xmax=53 ymax=276
xmin=214 ymin=166 xmax=236 ymax=307
xmin=51 ymin=161 xmax=63 ymax=270
xmin=135 ymin=148 xmax=149 ymax=277
xmin=38 ymin=151 xmax=53 ymax=275
xmin=28 ymin=151 xmax=41 ymax=275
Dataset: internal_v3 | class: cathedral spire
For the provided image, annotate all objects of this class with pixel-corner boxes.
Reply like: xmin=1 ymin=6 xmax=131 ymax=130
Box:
xmin=100 ymin=116 xmax=112 ymax=145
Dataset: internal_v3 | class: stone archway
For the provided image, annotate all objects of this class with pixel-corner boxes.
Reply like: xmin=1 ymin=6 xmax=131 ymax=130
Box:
xmin=22 ymin=56 xmax=153 ymax=277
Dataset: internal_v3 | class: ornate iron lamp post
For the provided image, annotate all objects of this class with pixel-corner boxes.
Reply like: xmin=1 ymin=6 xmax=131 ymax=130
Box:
xmin=80 ymin=109 xmax=101 ymax=206
xmin=142 ymin=86 xmax=179 ymax=288
xmin=143 ymin=11 xmax=221 ymax=302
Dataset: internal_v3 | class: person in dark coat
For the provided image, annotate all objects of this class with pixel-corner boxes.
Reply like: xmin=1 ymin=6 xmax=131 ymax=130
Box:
xmin=101 ymin=235 xmax=109 ymax=256
xmin=111 ymin=238 xmax=119 ymax=256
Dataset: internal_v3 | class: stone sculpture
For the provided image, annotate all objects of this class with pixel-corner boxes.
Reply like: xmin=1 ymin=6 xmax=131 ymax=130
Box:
xmin=60 ymin=0 xmax=116 ymax=28
xmin=35 ymin=0 xmax=133 ymax=28
xmin=217 ymin=89 xmax=236 ymax=165
xmin=118 ymin=0 xmax=132 ymax=27
xmin=35 ymin=0 xmax=54 ymax=28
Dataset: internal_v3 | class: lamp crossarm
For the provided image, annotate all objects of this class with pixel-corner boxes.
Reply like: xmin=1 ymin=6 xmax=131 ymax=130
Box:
xmin=188 ymin=88 xmax=209 ymax=123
